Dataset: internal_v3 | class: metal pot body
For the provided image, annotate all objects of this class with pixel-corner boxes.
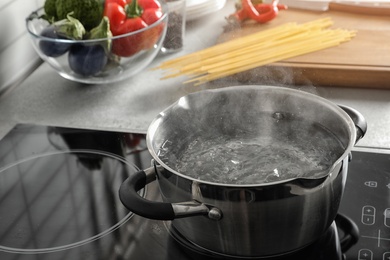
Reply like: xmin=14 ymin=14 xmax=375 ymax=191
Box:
xmin=155 ymin=157 xmax=347 ymax=256
xmin=119 ymin=85 xmax=366 ymax=258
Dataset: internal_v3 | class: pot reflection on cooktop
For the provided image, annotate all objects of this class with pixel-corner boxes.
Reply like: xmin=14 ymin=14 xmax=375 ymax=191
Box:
xmin=0 ymin=124 xmax=385 ymax=260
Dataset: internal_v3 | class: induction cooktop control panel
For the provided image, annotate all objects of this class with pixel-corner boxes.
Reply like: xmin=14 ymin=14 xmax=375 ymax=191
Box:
xmin=339 ymin=148 xmax=390 ymax=260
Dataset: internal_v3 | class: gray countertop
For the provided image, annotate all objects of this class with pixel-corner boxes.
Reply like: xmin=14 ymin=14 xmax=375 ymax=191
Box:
xmin=0 ymin=1 xmax=389 ymax=148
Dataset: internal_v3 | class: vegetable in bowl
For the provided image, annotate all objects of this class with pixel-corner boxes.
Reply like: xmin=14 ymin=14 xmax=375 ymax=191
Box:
xmin=104 ymin=0 xmax=164 ymax=57
xmin=44 ymin=0 xmax=104 ymax=30
xmin=68 ymin=43 xmax=108 ymax=76
xmin=38 ymin=13 xmax=85 ymax=57
xmin=26 ymin=0 xmax=168 ymax=84
xmin=67 ymin=16 xmax=111 ymax=76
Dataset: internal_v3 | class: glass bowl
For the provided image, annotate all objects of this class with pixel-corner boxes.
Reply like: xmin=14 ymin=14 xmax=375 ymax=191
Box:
xmin=26 ymin=2 xmax=168 ymax=84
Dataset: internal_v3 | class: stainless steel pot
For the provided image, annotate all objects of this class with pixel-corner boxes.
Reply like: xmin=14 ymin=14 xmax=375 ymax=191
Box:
xmin=119 ymin=85 xmax=366 ymax=257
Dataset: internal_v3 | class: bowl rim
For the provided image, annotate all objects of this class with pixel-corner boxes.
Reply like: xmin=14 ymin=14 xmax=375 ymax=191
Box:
xmin=26 ymin=1 xmax=168 ymax=43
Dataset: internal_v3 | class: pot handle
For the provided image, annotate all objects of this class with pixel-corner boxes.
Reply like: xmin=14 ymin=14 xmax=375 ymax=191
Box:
xmin=335 ymin=214 xmax=359 ymax=253
xmin=339 ymin=105 xmax=367 ymax=143
xmin=119 ymin=167 xmax=213 ymax=220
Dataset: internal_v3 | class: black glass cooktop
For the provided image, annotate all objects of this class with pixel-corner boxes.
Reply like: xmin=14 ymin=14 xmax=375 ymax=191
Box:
xmin=0 ymin=124 xmax=388 ymax=260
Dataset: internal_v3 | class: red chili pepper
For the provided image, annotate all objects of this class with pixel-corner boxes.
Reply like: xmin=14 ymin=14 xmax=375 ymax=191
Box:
xmin=229 ymin=0 xmax=287 ymax=24
xmin=104 ymin=0 xmax=164 ymax=57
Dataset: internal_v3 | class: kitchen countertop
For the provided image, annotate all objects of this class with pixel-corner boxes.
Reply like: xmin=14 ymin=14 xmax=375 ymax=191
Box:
xmin=0 ymin=0 xmax=389 ymax=148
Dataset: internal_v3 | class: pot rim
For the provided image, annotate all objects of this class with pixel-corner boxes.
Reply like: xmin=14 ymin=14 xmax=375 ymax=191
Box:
xmin=146 ymin=85 xmax=357 ymax=187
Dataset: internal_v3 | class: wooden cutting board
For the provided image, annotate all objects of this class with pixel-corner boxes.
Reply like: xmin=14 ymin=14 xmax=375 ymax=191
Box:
xmin=217 ymin=9 xmax=390 ymax=88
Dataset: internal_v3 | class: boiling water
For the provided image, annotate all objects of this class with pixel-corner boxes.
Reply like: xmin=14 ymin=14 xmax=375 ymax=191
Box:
xmin=158 ymin=113 xmax=345 ymax=185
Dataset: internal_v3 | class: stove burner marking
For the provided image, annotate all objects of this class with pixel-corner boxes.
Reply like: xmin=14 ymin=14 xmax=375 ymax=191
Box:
xmin=358 ymin=249 xmax=373 ymax=260
xmin=362 ymin=205 xmax=376 ymax=225
xmin=365 ymin=181 xmax=378 ymax=188
xmin=385 ymin=209 xmax=390 ymax=228
xmin=0 ymin=150 xmax=143 ymax=254
xmin=361 ymin=229 xmax=390 ymax=248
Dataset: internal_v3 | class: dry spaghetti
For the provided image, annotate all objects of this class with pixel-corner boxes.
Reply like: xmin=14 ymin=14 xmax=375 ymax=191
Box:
xmin=155 ymin=18 xmax=356 ymax=85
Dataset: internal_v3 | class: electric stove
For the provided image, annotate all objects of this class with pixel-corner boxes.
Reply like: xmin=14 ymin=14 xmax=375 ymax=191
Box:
xmin=0 ymin=124 xmax=388 ymax=260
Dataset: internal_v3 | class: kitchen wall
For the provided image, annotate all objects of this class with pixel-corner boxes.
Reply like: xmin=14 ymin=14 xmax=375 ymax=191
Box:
xmin=0 ymin=0 xmax=44 ymax=94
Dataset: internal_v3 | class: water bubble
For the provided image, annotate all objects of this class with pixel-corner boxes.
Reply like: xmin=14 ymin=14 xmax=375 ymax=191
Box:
xmin=273 ymin=168 xmax=280 ymax=178
xmin=231 ymin=160 xmax=240 ymax=165
xmin=272 ymin=112 xmax=286 ymax=120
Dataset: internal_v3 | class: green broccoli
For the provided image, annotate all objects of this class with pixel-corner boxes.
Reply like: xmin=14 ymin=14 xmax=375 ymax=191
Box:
xmin=44 ymin=0 xmax=57 ymax=20
xmin=55 ymin=0 xmax=103 ymax=31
